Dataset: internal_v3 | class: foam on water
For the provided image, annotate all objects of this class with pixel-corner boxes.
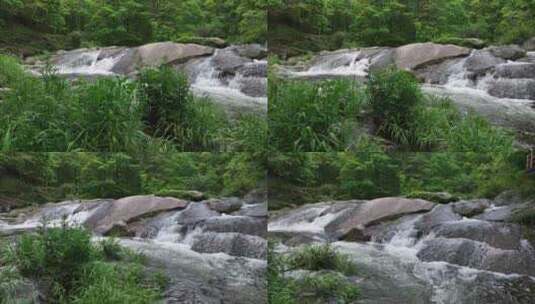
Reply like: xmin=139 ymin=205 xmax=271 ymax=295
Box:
xmin=294 ymin=51 xmax=370 ymax=77
xmin=55 ymin=50 xmax=124 ymax=76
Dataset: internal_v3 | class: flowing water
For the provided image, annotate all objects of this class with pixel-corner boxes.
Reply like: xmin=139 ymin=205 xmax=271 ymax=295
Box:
xmin=0 ymin=199 xmax=267 ymax=303
xmin=269 ymin=202 xmax=535 ymax=304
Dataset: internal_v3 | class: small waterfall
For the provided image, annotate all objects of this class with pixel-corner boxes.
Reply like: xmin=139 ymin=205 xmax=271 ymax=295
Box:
xmin=55 ymin=49 xmax=125 ymax=76
xmin=294 ymin=51 xmax=370 ymax=77
xmin=189 ymin=50 xmax=267 ymax=109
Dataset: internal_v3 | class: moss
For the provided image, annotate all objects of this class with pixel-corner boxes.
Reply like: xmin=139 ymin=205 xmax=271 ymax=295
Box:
xmin=406 ymin=191 xmax=459 ymax=204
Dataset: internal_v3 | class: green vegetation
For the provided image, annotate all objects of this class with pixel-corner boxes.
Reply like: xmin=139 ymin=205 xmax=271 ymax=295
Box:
xmin=269 ymin=0 xmax=535 ymax=56
xmin=0 ymin=0 xmax=266 ymax=56
xmin=268 ymin=242 xmax=360 ymax=304
xmin=0 ymin=55 xmax=266 ymax=152
xmin=0 ymin=152 xmax=265 ymax=209
xmin=0 ymin=223 xmax=162 ymax=303
xmin=268 ymin=79 xmax=365 ymax=151
xmin=268 ymin=151 xmax=535 ymax=210
xmin=269 ymin=68 xmax=515 ymax=153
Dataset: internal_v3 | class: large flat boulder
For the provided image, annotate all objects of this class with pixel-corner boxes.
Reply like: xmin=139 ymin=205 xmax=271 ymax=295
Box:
xmin=113 ymin=42 xmax=213 ymax=74
xmin=487 ymin=45 xmax=526 ymax=61
xmin=487 ymin=78 xmax=535 ymax=100
xmin=91 ymin=195 xmax=188 ymax=235
xmin=494 ymin=63 xmax=535 ymax=79
xmin=333 ymin=197 xmax=435 ymax=239
xmin=394 ymin=43 xmax=471 ymax=70
xmin=464 ymin=50 xmax=505 ymax=74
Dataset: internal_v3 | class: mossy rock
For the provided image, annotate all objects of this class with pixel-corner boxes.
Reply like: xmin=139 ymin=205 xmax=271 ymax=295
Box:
xmin=175 ymin=36 xmax=227 ymax=48
xmin=155 ymin=189 xmax=206 ymax=201
xmin=433 ymin=37 xmax=487 ymax=49
xmin=406 ymin=191 xmax=459 ymax=204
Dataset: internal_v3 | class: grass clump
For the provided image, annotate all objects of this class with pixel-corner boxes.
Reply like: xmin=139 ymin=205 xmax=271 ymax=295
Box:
xmin=268 ymin=242 xmax=360 ymax=304
xmin=269 ymin=79 xmax=364 ymax=151
xmin=286 ymin=244 xmax=357 ymax=276
xmin=1 ymin=223 xmax=164 ymax=303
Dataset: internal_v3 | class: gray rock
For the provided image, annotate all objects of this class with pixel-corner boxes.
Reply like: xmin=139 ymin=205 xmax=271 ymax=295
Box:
xmin=494 ymin=63 xmax=535 ymax=79
xmin=212 ymin=49 xmax=252 ymax=74
xmin=238 ymin=77 xmax=267 ymax=97
xmin=191 ymin=232 xmax=267 ymax=259
xmin=464 ymin=50 xmax=505 ymax=74
xmin=415 ymin=204 xmax=462 ymax=234
xmin=237 ymin=61 xmax=267 ymax=78
xmin=201 ymin=216 xmax=267 ymax=237
xmin=234 ymin=203 xmax=267 ymax=218
xmin=487 ymin=45 xmax=527 ymax=60
xmin=431 ymin=220 xmax=522 ymax=250
xmin=394 ymin=43 xmax=471 ymax=70
xmin=205 ymin=197 xmax=243 ymax=214
xmin=91 ymin=195 xmax=188 ymax=235
xmin=417 ymin=238 xmax=535 ymax=276
xmin=333 ymin=197 xmax=435 ymax=239
xmin=231 ymin=44 xmax=267 ymax=59
xmin=452 ymin=199 xmax=491 ymax=217
xmin=487 ymin=78 xmax=535 ymax=100
xmin=368 ymin=48 xmax=395 ymax=73
xmin=175 ymin=203 xmax=219 ymax=225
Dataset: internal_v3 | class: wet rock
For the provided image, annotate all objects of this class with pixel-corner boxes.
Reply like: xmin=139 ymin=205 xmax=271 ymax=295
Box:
xmin=237 ymin=61 xmax=267 ymax=78
xmin=238 ymin=77 xmax=267 ymax=97
xmin=333 ymin=197 xmax=435 ymax=239
xmin=452 ymin=199 xmax=490 ymax=217
xmin=212 ymin=49 xmax=252 ymax=74
xmin=463 ymin=50 xmax=505 ymax=74
xmin=191 ymin=232 xmax=267 ymax=259
xmin=431 ymin=220 xmax=522 ymax=250
xmin=474 ymin=205 xmax=519 ymax=222
xmin=231 ymin=44 xmax=267 ymax=59
xmin=96 ymin=46 xmax=127 ymax=60
xmin=487 ymin=78 xmax=535 ymax=100
xmin=205 ymin=197 xmax=243 ymax=214
xmin=368 ymin=48 xmax=395 ymax=73
xmin=234 ymin=202 xmax=267 ymax=218
xmin=175 ymin=203 xmax=219 ymax=225
xmin=394 ymin=43 xmax=471 ymax=70
xmin=269 ymin=230 xmax=327 ymax=246
xmin=494 ymin=63 xmax=535 ymax=79
xmin=201 ymin=216 xmax=267 ymax=237
xmin=414 ymin=58 xmax=465 ymax=84
xmin=417 ymin=238 xmax=535 ymax=276
xmin=90 ymin=196 xmax=188 ymax=235
xmin=415 ymin=204 xmax=462 ymax=234
xmin=105 ymin=220 xmax=135 ymax=237
xmin=487 ymin=45 xmax=526 ymax=60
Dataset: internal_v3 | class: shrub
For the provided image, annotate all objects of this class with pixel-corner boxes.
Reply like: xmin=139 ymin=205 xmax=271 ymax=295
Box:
xmin=367 ymin=68 xmax=422 ymax=145
xmin=286 ymin=244 xmax=357 ymax=276
xmin=7 ymin=225 xmax=95 ymax=300
xmin=269 ymin=79 xmax=364 ymax=151
xmin=268 ymin=242 xmax=297 ymax=304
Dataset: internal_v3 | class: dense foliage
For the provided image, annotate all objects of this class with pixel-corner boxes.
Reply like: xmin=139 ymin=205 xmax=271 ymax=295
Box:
xmin=0 ymin=55 xmax=266 ymax=152
xmin=0 ymin=152 xmax=266 ymax=208
xmin=0 ymin=224 xmax=163 ymax=303
xmin=269 ymin=68 xmax=515 ymax=153
xmin=269 ymin=0 xmax=535 ymax=56
xmin=268 ymin=151 xmax=534 ymax=210
xmin=0 ymin=0 xmax=266 ymax=55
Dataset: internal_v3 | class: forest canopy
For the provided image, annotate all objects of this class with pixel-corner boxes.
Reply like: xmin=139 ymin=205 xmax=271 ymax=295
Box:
xmin=0 ymin=0 xmax=267 ymax=55
xmin=269 ymin=0 xmax=535 ymax=56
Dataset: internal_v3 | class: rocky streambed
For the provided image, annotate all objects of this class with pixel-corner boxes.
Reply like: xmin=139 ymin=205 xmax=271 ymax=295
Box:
xmin=0 ymin=193 xmax=268 ymax=304
xmin=269 ymin=192 xmax=535 ymax=304
xmin=24 ymin=42 xmax=268 ymax=115
xmin=275 ymin=42 xmax=535 ymax=146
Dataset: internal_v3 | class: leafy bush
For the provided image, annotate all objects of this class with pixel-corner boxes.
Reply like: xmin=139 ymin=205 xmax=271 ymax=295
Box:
xmin=269 ymin=79 xmax=364 ymax=151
